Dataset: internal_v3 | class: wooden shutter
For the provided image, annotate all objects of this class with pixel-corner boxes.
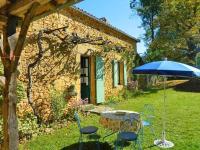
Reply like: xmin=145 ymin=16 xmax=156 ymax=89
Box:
xmin=119 ymin=62 xmax=124 ymax=85
xmin=96 ymin=56 xmax=105 ymax=103
xmin=112 ymin=60 xmax=119 ymax=87
xmin=124 ymin=62 xmax=127 ymax=86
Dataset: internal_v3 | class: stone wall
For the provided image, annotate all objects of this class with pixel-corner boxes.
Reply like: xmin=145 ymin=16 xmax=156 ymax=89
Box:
xmin=18 ymin=9 xmax=136 ymax=121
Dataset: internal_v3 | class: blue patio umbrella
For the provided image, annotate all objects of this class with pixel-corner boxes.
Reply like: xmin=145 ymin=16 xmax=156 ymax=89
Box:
xmin=132 ymin=59 xmax=200 ymax=148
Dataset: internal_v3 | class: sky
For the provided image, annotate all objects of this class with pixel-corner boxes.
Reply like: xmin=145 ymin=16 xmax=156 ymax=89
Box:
xmin=75 ymin=0 xmax=146 ymax=55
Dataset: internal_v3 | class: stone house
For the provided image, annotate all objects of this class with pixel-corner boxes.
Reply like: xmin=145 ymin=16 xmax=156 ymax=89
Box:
xmin=18 ymin=7 xmax=139 ymax=121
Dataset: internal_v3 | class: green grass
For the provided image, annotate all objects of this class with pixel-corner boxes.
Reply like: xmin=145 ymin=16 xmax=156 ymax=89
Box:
xmin=20 ymin=87 xmax=200 ymax=150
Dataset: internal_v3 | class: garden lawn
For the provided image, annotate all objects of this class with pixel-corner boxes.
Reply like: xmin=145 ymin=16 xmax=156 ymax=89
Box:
xmin=20 ymin=87 xmax=200 ymax=150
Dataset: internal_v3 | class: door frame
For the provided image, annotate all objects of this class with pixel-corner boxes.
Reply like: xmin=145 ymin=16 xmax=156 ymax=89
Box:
xmin=80 ymin=56 xmax=91 ymax=102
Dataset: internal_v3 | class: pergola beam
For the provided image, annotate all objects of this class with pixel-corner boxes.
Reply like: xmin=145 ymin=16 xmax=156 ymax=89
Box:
xmin=0 ymin=14 xmax=7 ymax=25
xmin=0 ymin=0 xmax=83 ymax=33
xmin=4 ymin=0 xmax=82 ymax=17
xmin=33 ymin=0 xmax=83 ymax=20
xmin=8 ymin=0 xmax=50 ymax=16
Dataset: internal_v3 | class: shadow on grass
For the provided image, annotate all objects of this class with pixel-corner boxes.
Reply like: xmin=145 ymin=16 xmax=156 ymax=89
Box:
xmin=61 ymin=141 xmax=113 ymax=150
xmin=142 ymin=87 xmax=161 ymax=95
xmin=173 ymin=79 xmax=200 ymax=93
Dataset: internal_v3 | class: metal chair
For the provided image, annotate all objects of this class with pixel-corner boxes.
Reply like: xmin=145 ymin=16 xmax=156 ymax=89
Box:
xmin=115 ymin=116 xmax=142 ymax=150
xmin=74 ymin=112 xmax=100 ymax=150
xmin=140 ymin=104 xmax=156 ymax=142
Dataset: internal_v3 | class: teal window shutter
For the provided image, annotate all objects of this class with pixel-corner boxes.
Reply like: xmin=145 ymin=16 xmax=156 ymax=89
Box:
xmin=124 ymin=62 xmax=127 ymax=86
xmin=96 ymin=56 xmax=105 ymax=103
xmin=112 ymin=60 xmax=119 ymax=87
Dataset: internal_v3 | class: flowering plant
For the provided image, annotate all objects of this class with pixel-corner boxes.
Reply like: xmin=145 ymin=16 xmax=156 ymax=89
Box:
xmin=64 ymin=97 xmax=88 ymax=120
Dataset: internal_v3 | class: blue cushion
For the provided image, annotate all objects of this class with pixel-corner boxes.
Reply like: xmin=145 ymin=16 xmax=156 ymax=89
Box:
xmin=142 ymin=120 xmax=150 ymax=126
xmin=80 ymin=126 xmax=98 ymax=134
xmin=118 ymin=132 xmax=137 ymax=141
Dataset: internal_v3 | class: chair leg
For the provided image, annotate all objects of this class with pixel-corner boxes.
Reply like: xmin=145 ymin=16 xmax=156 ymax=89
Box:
xmin=150 ymin=125 xmax=156 ymax=140
xmin=120 ymin=140 xmax=124 ymax=150
xmin=96 ymin=140 xmax=100 ymax=150
xmin=79 ymin=134 xmax=83 ymax=150
xmin=140 ymin=126 xmax=144 ymax=144
xmin=94 ymin=133 xmax=100 ymax=150
xmin=115 ymin=138 xmax=122 ymax=150
xmin=132 ymin=141 xmax=137 ymax=150
xmin=114 ymin=139 xmax=119 ymax=150
xmin=136 ymin=138 xmax=142 ymax=150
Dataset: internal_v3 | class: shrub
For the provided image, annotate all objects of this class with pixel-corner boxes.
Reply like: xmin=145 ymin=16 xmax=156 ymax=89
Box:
xmin=50 ymin=89 xmax=66 ymax=121
xmin=18 ymin=114 xmax=38 ymax=140
xmin=119 ymin=88 xmax=130 ymax=100
xmin=0 ymin=81 xmax=26 ymax=103
xmin=16 ymin=81 xmax=26 ymax=102
xmin=105 ymin=95 xmax=122 ymax=106
xmin=127 ymin=80 xmax=138 ymax=91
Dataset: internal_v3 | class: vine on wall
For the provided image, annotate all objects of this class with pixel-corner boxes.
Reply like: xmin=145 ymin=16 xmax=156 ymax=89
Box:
xmin=26 ymin=25 xmax=130 ymax=123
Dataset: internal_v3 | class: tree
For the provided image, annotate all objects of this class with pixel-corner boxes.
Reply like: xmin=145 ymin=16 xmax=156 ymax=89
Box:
xmin=130 ymin=0 xmax=163 ymax=45
xmin=150 ymin=0 xmax=200 ymax=64
xmin=0 ymin=3 xmax=39 ymax=150
xmin=0 ymin=1 xmax=81 ymax=149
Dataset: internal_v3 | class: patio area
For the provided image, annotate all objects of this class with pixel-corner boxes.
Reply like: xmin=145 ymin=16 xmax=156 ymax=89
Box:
xmin=20 ymin=80 xmax=200 ymax=150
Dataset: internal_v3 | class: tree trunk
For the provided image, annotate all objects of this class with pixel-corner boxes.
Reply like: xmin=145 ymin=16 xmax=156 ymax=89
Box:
xmin=2 ymin=76 xmax=10 ymax=150
xmin=8 ymin=71 xmax=18 ymax=150
xmin=150 ymin=13 xmax=155 ymax=42
xmin=3 ymin=70 xmax=19 ymax=150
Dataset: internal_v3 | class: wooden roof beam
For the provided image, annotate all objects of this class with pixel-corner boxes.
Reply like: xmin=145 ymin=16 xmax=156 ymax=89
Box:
xmin=8 ymin=0 xmax=50 ymax=15
xmin=34 ymin=0 xmax=82 ymax=16
xmin=0 ymin=0 xmax=7 ymax=8
xmin=5 ymin=0 xmax=82 ymax=18
xmin=16 ymin=0 xmax=83 ymax=19
xmin=0 ymin=14 xmax=7 ymax=26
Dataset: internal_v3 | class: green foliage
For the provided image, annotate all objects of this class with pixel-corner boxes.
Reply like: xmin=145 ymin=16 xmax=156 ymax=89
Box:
xmin=149 ymin=0 xmax=200 ymax=63
xmin=17 ymin=81 xmax=26 ymax=102
xmin=130 ymin=0 xmax=163 ymax=44
xmin=132 ymin=0 xmax=200 ymax=64
xmin=195 ymin=52 xmax=200 ymax=67
xmin=18 ymin=114 xmax=39 ymax=140
xmin=50 ymin=89 xmax=66 ymax=121
xmin=121 ymin=49 xmax=136 ymax=69
xmin=119 ymin=88 xmax=132 ymax=100
xmin=0 ymin=81 xmax=26 ymax=105
xmin=107 ymin=95 xmax=122 ymax=103
xmin=0 ymin=61 xmax=3 ymax=76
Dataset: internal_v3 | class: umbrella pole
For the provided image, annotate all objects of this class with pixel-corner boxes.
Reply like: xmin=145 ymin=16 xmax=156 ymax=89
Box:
xmin=162 ymin=76 xmax=166 ymax=141
xmin=154 ymin=76 xmax=174 ymax=148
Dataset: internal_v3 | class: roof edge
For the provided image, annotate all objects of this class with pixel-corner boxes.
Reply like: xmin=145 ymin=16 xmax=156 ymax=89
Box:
xmin=71 ymin=6 xmax=140 ymax=43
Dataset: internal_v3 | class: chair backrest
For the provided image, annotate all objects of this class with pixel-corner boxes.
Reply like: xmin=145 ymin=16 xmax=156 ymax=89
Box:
xmin=141 ymin=104 xmax=155 ymax=123
xmin=74 ymin=112 xmax=81 ymax=130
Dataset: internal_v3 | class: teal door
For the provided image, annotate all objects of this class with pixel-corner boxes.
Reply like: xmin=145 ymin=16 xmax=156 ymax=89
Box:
xmin=124 ymin=62 xmax=128 ymax=86
xmin=81 ymin=57 xmax=90 ymax=101
xmin=96 ymin=56 xmax=105 ymax=103
xmin=112 ymin=60 xmax=119 ymax=87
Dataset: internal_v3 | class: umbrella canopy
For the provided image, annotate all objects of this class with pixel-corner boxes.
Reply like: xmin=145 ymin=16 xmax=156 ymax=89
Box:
xmin=132 ymin=60 xmax=200 ymax=148
xmin=133 ymin=60 xmax=200 ymax=77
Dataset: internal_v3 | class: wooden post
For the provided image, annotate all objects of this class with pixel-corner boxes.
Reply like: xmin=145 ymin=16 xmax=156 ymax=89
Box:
xmin=2 ymin=2 xmax=39 ymax=150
